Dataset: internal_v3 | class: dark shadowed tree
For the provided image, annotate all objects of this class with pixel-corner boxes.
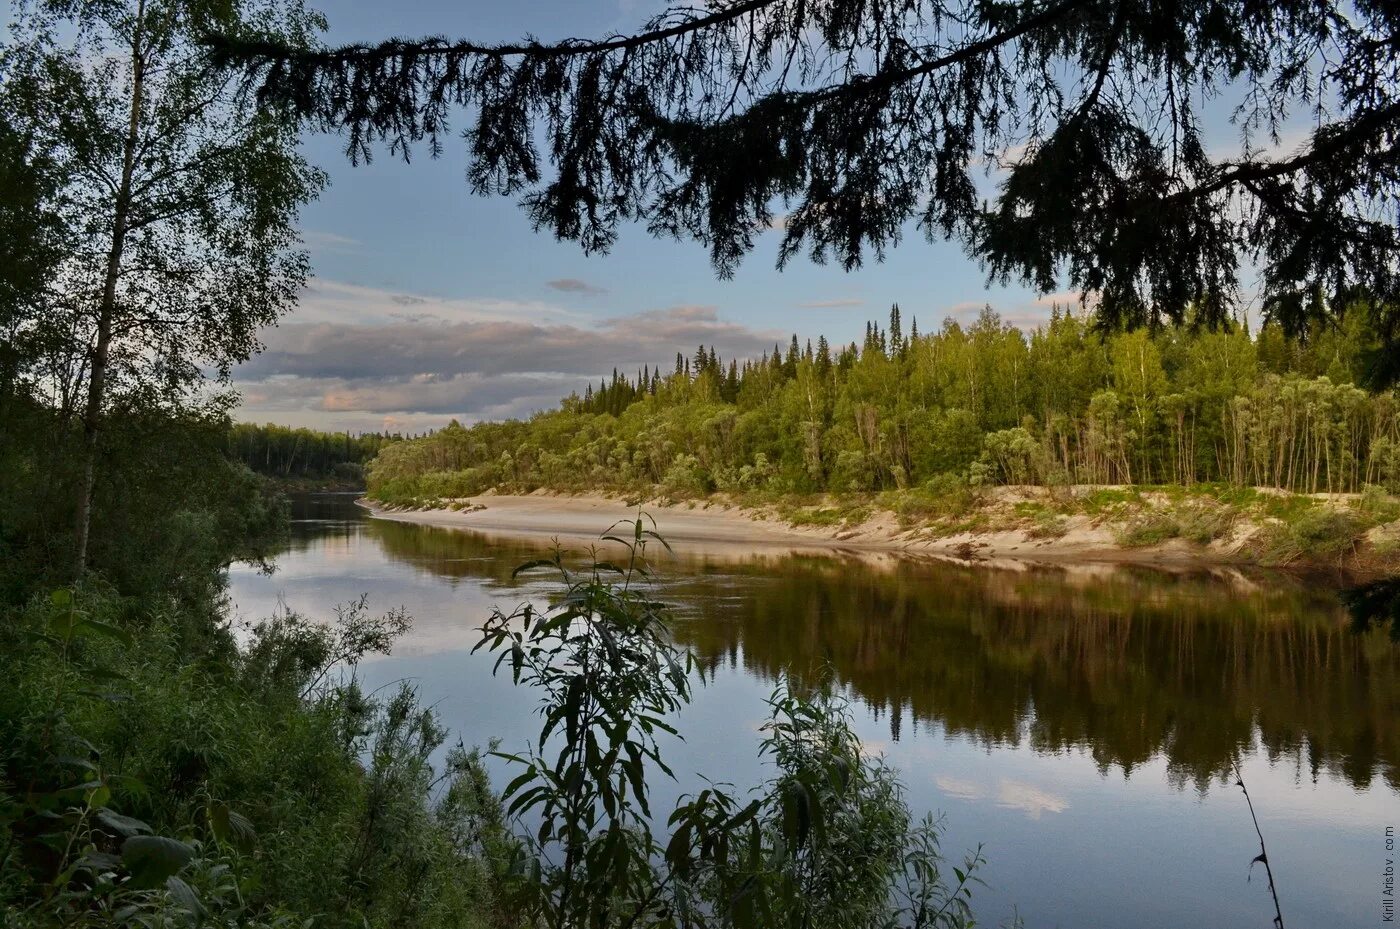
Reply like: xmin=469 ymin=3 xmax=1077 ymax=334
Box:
xmin=0 ymin=117 xmax=63 ymax=398
xmin=2 ymin=0 xmax=327 ymax=574
xmin=211 ymin=0 xmax=1399 ymax=352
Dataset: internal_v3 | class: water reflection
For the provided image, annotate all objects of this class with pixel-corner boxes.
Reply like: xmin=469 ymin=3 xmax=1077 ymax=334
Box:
xmin=356 ymin=506 xmax=1399 ymax=793
xmin=239 ymin=495 xmax=1400 ymax=929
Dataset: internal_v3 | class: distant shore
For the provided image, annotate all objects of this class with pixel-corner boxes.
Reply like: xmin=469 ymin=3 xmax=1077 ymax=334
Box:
xmin=356 ymin=490 xmax=1380 ymax=573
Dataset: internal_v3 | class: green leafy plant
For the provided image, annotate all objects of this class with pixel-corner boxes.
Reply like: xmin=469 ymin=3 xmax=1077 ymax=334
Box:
xmin=0 ymin=588 xmax=256 ymax=927
xmin=475 ymin=516 xmax=993 ymax=929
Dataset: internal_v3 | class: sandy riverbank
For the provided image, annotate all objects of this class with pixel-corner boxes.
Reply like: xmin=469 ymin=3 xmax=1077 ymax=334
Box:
xmin=358 ymin=491 xmax=1256 ymax=568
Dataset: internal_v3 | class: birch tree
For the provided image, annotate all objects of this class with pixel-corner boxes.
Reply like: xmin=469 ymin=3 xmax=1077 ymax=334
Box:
xmin=2 ymin=0 xmax=326 ymax=574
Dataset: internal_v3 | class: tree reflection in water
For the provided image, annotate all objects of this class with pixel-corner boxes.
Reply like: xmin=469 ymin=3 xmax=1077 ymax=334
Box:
xmin=358 ymin=515 xmax=1399 ymax=793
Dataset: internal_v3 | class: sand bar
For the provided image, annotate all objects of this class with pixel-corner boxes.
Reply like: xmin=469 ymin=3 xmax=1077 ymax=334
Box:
xmin=357 ymin=492 xmax=1247 ymax=569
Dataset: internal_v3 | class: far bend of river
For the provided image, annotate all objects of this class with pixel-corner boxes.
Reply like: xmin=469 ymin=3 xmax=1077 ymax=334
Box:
xmin=227 ymin=494 xmax=1400 ymax=929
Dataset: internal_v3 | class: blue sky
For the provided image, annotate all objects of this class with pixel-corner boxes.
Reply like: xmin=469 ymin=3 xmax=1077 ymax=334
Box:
xmin=233 ymin=0 xmax=1072 ymax=432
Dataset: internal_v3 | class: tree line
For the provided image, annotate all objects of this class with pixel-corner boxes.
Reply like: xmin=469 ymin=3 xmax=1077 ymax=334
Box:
xmin=227 ymin=423 xmax=403 ymax=482
xmin=368 ymin=303 xmax=1400 ymax=502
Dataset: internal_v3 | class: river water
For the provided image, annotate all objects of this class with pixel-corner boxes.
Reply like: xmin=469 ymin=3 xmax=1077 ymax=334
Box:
xmin=226 ymin=493 xmax=1399 ymax=929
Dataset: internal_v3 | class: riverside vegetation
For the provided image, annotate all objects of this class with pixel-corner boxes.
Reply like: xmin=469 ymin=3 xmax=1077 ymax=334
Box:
xmin=365 ymin=306 xmax=1400 ymax=568
xmin=0 ymin=0 xmax=992 ymax=921
xmin=7 ymin=0 xmax=1400 ymax=924
xmin=2 ymin=399 xmax=995 ymax=928
xmin=226 ymin=423 xmax=403 ymax=489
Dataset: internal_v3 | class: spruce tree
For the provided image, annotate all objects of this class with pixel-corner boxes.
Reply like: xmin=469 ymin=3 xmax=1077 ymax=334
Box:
xmin=213 ymin=0 xmax=1400 ymax=353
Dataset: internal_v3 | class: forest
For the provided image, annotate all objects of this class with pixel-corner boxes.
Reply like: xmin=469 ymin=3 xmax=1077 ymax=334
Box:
xmin=227 ymin=423 xmax=402 ymax=484
xmin=367 ymin=305 xmax=1400 ymax=500
xmin=5 ymin=0 xmax=1400 ymax=925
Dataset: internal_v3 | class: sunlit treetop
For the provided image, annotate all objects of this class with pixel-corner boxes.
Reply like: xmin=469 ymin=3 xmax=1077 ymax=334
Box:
xmin=210 ymin=0 xmax=1399 ymax=337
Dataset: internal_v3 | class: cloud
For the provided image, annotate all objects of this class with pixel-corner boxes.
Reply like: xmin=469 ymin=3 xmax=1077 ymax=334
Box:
xmin=235 ymin=280 xmax=782 ymax=430
xmin=302 ymin=230 xmax=361 ymax=252
xmin=942 ymin=300 xmax=990 ymax=318
xmin=934 ymin=777 xmax=1068 ymax=820
xmin=797 ymin=298 xmax=864 ymax=309
xmin=938 ymin=293 xmax=1088 ymax=331
xmin=289 ymin=279 xmax=585 ymax=328
xmin=1033 ymin=290 xmax=1096 ymax=310
xmin=934 ymin=777 xmax=986 ymax=802
xmin=240 ymin=308 xmax=774 ymax=383
xmin=994 ymin=780 xmax=1068 ymax=819
xmin=547 ymin=277 xmax=609 ymax=296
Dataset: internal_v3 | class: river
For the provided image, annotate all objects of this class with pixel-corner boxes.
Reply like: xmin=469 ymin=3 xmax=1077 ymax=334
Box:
xmin=226 ymin=493 xmax=1399 ymax=929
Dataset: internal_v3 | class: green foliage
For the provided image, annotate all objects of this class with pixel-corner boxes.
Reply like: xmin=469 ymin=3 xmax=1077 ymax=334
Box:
xmin=1114 ymin=511 xmax=1181 ymax=548
xmin=779 ymin=502 xmax=870 ymax=529
xmin=0 ymin=397 xmax=288 ymax=607
xmin=1021 ymin=506 xmax=1069 ymax=540
xmin=227 ymin=423 xmax=403 ymax=486
xmin=215 ymin=0 xmax=1400 ymax=353
xmin=473 ymin=519 xmax=992 ymax=928
xmin=1175 ymin=503 xmax=1237 ymax=545
xmin=2 ymin=0 xmax=327 ymax=572
xmin=364 ymin=311 xmax=1400 ymax=512
xmin=0 ymin=115 xmax=62 ymax=363
xmin=1256 ymin=508 xmax=1367 ymax=566
xmin=0 ymin=586 xmax=514 ymax=929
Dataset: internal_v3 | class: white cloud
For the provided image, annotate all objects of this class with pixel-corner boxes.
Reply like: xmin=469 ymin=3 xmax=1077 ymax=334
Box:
xmin=234 ymin=280 xmax=784 ymax=430
xmin=302 ymin=230 xmax=362 ymax=252
xmin=994 ymin=780 xmax=1068 ymax=819
xmin=935 ymin=776 xmax=987 ymax=802
xmin=934 ymin=776 xmax=1068 ymax=820
xmin=547 ymin=278 xmax=609 ymax=296
xmin=290 ymin=279 xmax=581 ymax=327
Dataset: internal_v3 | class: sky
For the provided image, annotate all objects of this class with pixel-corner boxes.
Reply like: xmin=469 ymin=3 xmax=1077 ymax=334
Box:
xmin=230 ymin=0 xmax=1079 ymax=433
xmin=229 ymin=0 xmax=1329 ymax=434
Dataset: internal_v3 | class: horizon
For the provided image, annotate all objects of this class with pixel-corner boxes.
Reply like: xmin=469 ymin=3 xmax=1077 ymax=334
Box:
xmin=228 ymin=0 xmax=1278 ymax=434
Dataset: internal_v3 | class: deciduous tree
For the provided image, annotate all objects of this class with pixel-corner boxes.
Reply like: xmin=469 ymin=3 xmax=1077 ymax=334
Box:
xmin=3 ymin=0 xmax=326 ymax=574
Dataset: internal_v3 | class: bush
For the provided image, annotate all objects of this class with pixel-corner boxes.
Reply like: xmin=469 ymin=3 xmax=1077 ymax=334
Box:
xmin=660 ymin=453 xmax=711 ymax=497
xmin=475 ymin=536 xmax=991 ymax=929
xmin=0 ymin=587 xmax=514 ymax=929
xmin=1176 ymin=503 xmax=1237 ymax=545
xmin=1025 ymin=509 xmax=1069 ymax=539
xmin=1290 ymin=507 xmax=1364 ymax=558
xmin=830 ymin=449 xmax=878 ymax=493
xmin=885 ymin=473 xmax=982 ymax=525
xmin=1115 ymin=511 xmax=1180 ymax=547
xmin=1254 ymin=507 xmax=1365 ymax=565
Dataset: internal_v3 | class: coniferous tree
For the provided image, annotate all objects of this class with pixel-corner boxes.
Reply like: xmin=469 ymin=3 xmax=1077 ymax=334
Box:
xmin=816 ymin=335 xmax=833 ymax=381
xmin=214 ymin=0 xmax=1400 ymax=358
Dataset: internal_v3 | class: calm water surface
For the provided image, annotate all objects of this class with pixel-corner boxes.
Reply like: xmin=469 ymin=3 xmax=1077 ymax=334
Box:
xmin=227 ymin=494 xmax=1400 ymax=929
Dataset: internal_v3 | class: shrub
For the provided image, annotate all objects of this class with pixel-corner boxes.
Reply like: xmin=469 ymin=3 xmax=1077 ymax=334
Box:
xmin=886 ymin=473 xmax=982 ymax=525
xmin=0 ymin=587 xmax=514 ymax=929
xmin=1025 ymin=509 xmax=1069 ymax=539
xmin=1254 ymin=507 xmax=1364 ymax=565
xmin=1115 ymin=511 xmax=1180 ymax=547
xmin=1290 ymin=507 xmax=1364 ymax=558
xmin=476 ymin=529 xmax=991 ymax=929
xmin=1177 ymin=503 xmax=1237 ymax=545
xmin=1355 ymin=484 xmax=1400 ymax=523
xmin=782 ymin=504 xmax=869 ymax=528
xmin=830 ymin=449 xmax=878 ymax=493
xmin=660 ymin=453 xmax=710 ymax=497
xmin=979 ymin=427 xmax=1048 ymax=485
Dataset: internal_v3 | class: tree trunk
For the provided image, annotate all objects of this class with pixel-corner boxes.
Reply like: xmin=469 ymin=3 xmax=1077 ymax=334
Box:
xmin=73 ymin=3 xmax=145 ymax=578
